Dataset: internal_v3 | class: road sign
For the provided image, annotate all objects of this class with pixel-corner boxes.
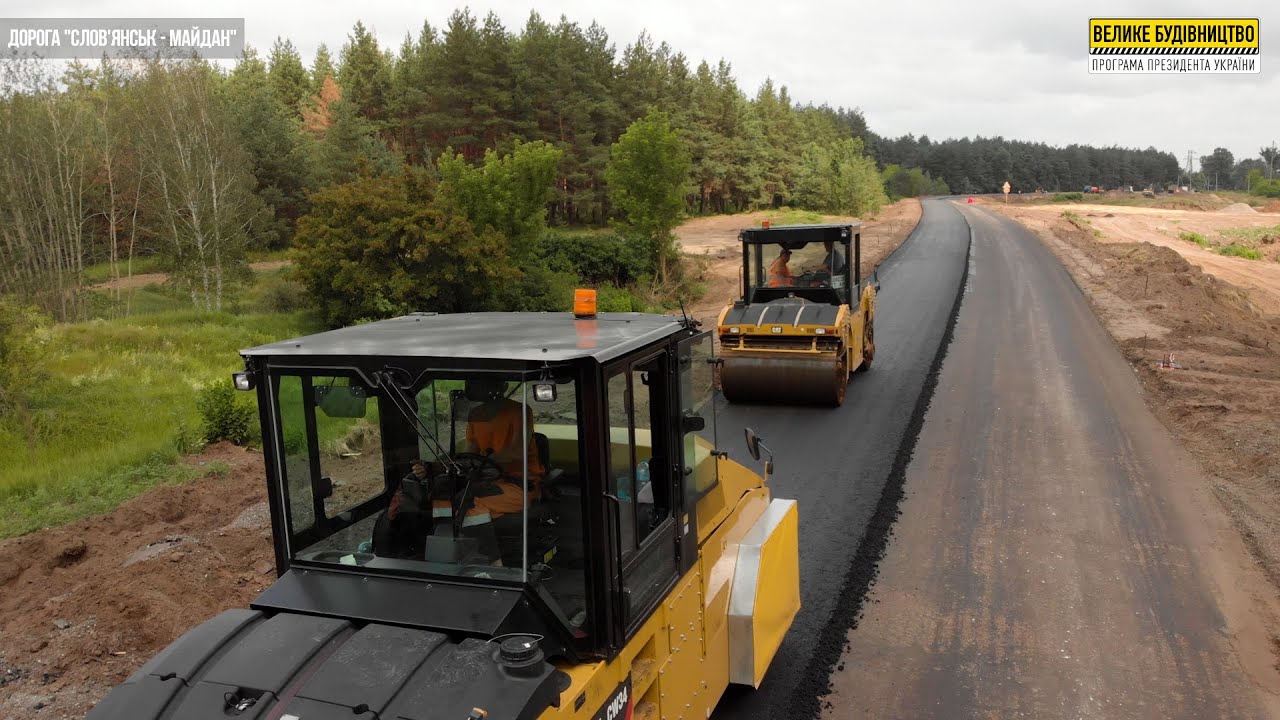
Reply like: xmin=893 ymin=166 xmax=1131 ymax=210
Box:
xmin=1002 ymin=181 xmax=1011 ymax=203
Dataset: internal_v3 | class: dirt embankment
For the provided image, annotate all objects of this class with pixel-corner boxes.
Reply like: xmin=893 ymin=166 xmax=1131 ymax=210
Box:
xmin=0 ymin=444 xmax=274 ymax=719
xmin=678 ymin=199 xmax=923 ymax=326
xmin=995 ymin=202 xmax=1280 ymax=314
xmin=995 ymin=207 xmax=1280 ymax=605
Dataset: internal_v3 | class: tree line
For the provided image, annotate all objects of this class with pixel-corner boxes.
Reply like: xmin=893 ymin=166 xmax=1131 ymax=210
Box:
xmin=870 ymin=134 xmax=1183 ymax=194
xmin=1193 ymin=145 xmax=1280 ymax=196
xmin=1 ymin=8 xmax=1214 ymax=325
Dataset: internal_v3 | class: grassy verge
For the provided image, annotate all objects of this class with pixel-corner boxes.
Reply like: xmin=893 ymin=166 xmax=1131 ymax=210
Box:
xmin=1217 ymin=244 xmax=1264 ymax=260
xmin=1179 ymin=231 xmax=1209 ymax=248
xmin=0 ymin=304 xmax=319 ymax=538
xmin=82 ymin=250 xmax=293 ymax=285
xmin=1220 ymin=225 xmax=1280 ymax=244
xmin=758 ymin=208 xmax=827 ymax=226
xmin=2 ymin=242 xmax=696 ymax=538
xmin=81 ymin=255 xmax=168 ymax=283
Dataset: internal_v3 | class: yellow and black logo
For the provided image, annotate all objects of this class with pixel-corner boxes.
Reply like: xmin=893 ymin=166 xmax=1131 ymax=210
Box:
xmin=1089 ymin=18 xmax=1259 ymax=73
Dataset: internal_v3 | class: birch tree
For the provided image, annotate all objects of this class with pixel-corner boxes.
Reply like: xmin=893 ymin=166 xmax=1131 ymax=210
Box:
xmin=0 ymin=59 xmax=96 ymax=319
xmin=134 ymin=60 xmax=262 ymax=311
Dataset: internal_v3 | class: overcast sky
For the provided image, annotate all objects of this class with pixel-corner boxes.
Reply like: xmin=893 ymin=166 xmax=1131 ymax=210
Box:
xmin=28 ymin=0 xmax=1280 ymax=170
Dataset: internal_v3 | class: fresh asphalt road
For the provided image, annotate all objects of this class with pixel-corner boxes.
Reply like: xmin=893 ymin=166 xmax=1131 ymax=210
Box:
xmin=712 ymin=197 xmax=972 ymax=720
xmin=819 ymin=204 xmax=1265 ymax=718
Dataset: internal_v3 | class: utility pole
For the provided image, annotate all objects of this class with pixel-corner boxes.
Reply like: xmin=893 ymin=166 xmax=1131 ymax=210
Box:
xmin=1184 ymin=150 xmax=1199 ymax=190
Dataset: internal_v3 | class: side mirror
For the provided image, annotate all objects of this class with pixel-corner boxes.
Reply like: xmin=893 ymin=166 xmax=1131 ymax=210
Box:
xmin=745 ymin=427 xmax=761 ymax=461
xmin=744 ymin=427 xmax=773 ymax=475
xmin=315 ymin=384 xmax=368 ymax=418
xmin=317 ymin=476 xmax=334 ymax=500
xmin=681 ymin=413 xmax=706 ymax=433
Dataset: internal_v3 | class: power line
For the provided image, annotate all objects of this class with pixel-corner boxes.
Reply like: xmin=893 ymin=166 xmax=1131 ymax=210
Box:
xmin=1182 ymin=150 xmax=1198 ymax=188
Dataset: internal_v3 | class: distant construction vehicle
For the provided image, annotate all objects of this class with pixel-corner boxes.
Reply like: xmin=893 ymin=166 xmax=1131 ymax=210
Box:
xmin=716 ymin=223 xmax=877 ymax=406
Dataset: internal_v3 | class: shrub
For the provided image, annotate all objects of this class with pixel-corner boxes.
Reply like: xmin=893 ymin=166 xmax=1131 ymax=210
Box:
xmin=173 ymin=418 xmax=201 ymax=455
xmin=596 ymin=285 xmax=653 ymax=312
xmin=1051 ymin=192 xmax=1084 ymax=202
xmin=537 ymin=230 xmax=651 ymax=286
xmin=499 ymin=263 xmax=579 ymax=312
xmin=1217 ymin=244 xmax=1263 ymax=260
xmin=1178 ymin=231 xmax=1208 ymax=247
xmin=254 ymin=275 xmax=309 ymax=313
xmin=196 ymin=380 xmax=256 ymax=446
xmin=1249 ymin=179 xmax=1280 ymax=198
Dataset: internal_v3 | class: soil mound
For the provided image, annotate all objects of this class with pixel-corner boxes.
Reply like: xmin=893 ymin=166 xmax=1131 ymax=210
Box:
xmin=0 ymin=444 xmax=273 ymax=719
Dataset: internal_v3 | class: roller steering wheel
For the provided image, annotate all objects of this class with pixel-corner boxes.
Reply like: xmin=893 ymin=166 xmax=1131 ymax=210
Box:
xmin=450 ymin=452 xmax=505 ymax=482
xmin=448 ymin=452 xmax=505 ymax=538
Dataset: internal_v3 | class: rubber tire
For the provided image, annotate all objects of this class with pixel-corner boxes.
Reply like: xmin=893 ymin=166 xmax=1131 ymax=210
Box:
xmin=830 ymin=352 xmax=849 ymax=407
xmin=856 ymin=317 xmax=874 ymax=373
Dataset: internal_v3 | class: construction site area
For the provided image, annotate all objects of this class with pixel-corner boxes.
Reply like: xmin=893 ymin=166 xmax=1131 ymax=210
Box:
xmin=4 ymin=193 xmax=1280 ymax=719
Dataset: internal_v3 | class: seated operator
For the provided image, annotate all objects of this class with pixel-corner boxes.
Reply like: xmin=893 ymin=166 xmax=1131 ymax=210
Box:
xmin=819 ymin=239 xmax=846 ymax=275
xmin=427 ymin=378 xmax=543 ymax=565
xmin=461 ymin=377 xmax=544 ymax=517
xmin=802 ymin=239 xmax=846 ymax=287
xmin=767 ymin=247 xmax=795 ymax=287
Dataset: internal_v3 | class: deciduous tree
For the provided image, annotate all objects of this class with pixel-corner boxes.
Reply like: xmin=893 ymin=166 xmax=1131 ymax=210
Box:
xmin=292 ymin=170 xmax=516 ymax=325
xmin=606 ymin=110 xmax=691 ymax=283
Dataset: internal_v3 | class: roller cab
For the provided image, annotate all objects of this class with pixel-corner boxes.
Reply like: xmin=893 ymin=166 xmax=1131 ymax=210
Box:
xmin=717 ymin=223 xmax=877 ymax=406
xmin=89 ymin=306 xmax=800 ymax=720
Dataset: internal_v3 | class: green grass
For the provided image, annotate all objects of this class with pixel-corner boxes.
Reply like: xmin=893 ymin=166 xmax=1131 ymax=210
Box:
xmin=82 ymin=251 xmax=292 ymax=285
xmin=1217 ymin=244 xmax=1264 ymax=260
xmin=759 ymin=208 xmax=826 ymax=226
xmin=0 ymin=307 xmax=320 ymax=538
xmin=81 ymin=255 xmax=168 ymax=283
xmin=1220 ymin=225 xmax=1280 ymax=244
xmin=1179 ymin=231 xmax=1209 ymax=248
xmin=1050 ymin=192 xmax=1083 ymax=202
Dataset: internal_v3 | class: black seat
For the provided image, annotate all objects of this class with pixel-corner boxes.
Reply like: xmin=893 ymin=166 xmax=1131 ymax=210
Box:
xmin=534 ymin=432 xmax=565 ymax=498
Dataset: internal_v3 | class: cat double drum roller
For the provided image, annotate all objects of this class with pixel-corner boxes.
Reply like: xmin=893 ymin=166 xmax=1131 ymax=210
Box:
xmin=716 ymin=223 xmax=877 ymax=407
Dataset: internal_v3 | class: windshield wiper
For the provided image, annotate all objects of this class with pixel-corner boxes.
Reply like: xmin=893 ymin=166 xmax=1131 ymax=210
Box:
xmin=371 ymin=368 xmax=461 ymax=476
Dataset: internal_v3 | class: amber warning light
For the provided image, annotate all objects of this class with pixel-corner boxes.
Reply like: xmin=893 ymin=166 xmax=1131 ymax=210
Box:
xmin=573 ymin=288 xmax=597 ymax=318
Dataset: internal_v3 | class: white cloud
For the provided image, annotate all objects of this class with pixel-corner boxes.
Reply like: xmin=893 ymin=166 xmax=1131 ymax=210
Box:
xmin=26 ymin=0 xmax=1280 ymax=162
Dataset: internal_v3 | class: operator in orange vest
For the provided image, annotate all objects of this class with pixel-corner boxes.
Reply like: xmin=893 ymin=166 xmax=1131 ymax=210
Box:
xmin=427 ymin=378 xmax=545 ymax=565
xmin=767 ymin=247 xmax=795 ymax=287
xmin=461 ymin=377 xmax=544 ymax=517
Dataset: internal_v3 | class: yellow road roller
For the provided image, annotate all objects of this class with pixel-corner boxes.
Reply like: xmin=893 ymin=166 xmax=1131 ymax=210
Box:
xmin=88 ymin=297 xmax=800 ymax=720
xmin=717 ymin=223 xmax=877 ymax=406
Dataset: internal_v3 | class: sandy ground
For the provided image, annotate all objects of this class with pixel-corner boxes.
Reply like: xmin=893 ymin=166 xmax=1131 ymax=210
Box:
xmin=679 ymin=200 xmax=923 ymax=326
xmin=92 ymin=260 xmax=292 ymax=291
xmin=992 ymin=201 xmax=1280 ymax=315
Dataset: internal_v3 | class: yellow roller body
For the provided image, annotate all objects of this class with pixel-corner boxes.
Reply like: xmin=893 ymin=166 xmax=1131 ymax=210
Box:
xmin=717 ymin=285 xmax=875 ymax=407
